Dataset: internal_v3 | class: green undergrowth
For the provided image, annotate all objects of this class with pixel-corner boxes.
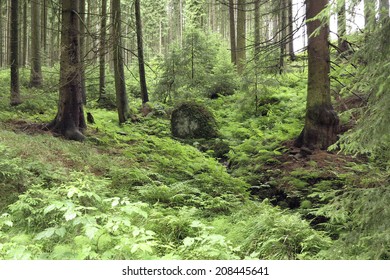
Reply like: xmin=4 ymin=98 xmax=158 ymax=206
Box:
xmin=0 ymin=56 xmax=389 ymax=260
xmin=0 ymin=133 xmax=329 ymax=259
xmin=209 ymin=72 xmax=307 ymax=182
xmin=0 ymin=65 xmax=333 ymax=259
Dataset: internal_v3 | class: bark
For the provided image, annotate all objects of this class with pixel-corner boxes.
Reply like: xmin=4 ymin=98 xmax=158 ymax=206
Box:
xmin=99 ymin=0 xmax=107 ymax=101
xmin=6 ymin=0 xmax=10 ymax=65
xmin=229 ymin=0 xmax=237 ymax=65
xmin=41 ymin=0 xmax=47 ymax=53
xmin=18 ymin=0 xmax=22 ymax=66
xmin=112 ymin=0 xmax=129 ymax=123
xmin=86 ymin=0 xmax=92 ymax=60
xmin=179 ymin=0 xmax=183 ymax=46
xmin=254 ymin=0 xmax=261 ymax=59
xmin=22 ymin=0 xmax=27 ymax=67
xmin=279 ymin=0 xmax=287 ymax=74
xmin=135 ymin=0 xmax=149 ymax=104
xmin=30 ymin=0 xmax=43 ymax=87
xmin=49 ymin=0 xmax=86 ymax=141
xmin=236 ymin=0 xmax=246 ymax=74
xmin=10 ymin=0 xmax=21 ymax=106
xmin=295 ymin=0 xmax=339 ymax=150
xmin=0 ymin=1 xmax=3 ymax=68
xmin=49 ymin=0 xmax=58 ymax=66
xmin=79 ymin=0 xmax=86 ymax=104
xmin=287 ymin=0 xmax=296 ymax=61
xmin=337 ymin=1 xmax=349 ymax=53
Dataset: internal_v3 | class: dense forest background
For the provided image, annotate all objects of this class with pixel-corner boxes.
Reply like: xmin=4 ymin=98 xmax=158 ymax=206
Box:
xmin=0 ymin=0 xmax=389 ymax=260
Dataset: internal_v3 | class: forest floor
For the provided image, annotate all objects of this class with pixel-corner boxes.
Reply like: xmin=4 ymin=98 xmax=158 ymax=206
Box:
xmin=0 ymin=68 xmax=389 ymax=260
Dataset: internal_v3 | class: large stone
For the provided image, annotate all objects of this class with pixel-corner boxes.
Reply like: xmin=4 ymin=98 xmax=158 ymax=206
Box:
xmin=171 ymin=102 xmax=218 ymax=139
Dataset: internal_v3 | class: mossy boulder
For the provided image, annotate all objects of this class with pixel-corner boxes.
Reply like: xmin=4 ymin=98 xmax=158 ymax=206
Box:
xmin=171 ymin=102 xmax=218 ymax=139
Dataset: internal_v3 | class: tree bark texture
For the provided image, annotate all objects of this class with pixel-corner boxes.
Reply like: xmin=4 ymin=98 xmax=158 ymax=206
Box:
xmin=0 ymin=1 xmax=3 ymax=68
xmin=22 ymin=0 xmax=27 ymax=67
xmin=112 ymin=0 xmax=129 ymax=124
xmin=229 ymin=0 xmax=237 ymax=65
xmin=287 ymin=0 xmax=296 ymax=61
xmin=279 ymin=0 xmax=287 ymax=74
xmin=79 ymin=0 xmax=86 ymax=104
xmin=30 ymin=0 xmax=43 ymax=87
xmin=49 ymin=0 xmax=86 ymax=141
xmin=254 ymin=0 xmax=261 ymax=59
xmin=99 ymin=0 xmax=107 ymax=101
xmin=41 ymin=0 xmax=47 ymax=53
xmin=296 ymin=0 xmax=339 ymax=150
xmin=236 ymin=0 xmax=246 ymax=74
xmin=135 ymin=0 xmax=149 ymax=104
xmin=10 ymin=0 xmax=21 ymax=106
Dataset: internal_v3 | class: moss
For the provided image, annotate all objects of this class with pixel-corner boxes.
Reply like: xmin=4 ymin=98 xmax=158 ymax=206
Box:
xmin=171 ymin=102 xmax=218 ymax=139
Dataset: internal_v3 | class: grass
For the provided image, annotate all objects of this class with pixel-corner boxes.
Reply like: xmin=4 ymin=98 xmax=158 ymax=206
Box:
xmin=0 ymin=60 xmax=388 ymax=260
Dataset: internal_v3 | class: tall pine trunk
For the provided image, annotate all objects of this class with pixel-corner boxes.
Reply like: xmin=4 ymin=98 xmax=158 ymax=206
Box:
xmin=112 ymin=0 xmax=129 ymax=123
xmin=10 ymin=0 xmax=21 ymax=106
xmin=229 ymin=0 xmax=237 ymax=65
xmin=49 ymin=0 xmax=86 ymax=141
xmin=79 ymin=0 xmax=86 ymax=104
xmin=254 ymin=0 xmax=261 ymax=59
xmin=99 ymin=0 xmax=107 ymax=102
xmin=30 ymin=0 xmax=42 ymax=87
xmin=135 ymin=0 xmax=149 ymax=105
xmin=236 ymin=0 xmax=246 ymax=74
xmin=0 ymin=1 xmax=3 ymax=68
xmin=22 ymin=0 xmax=27 ymax=67
xmin=287 ymin=0 xmax=296 ymax=61
xmin=41 ymin=0 xmax=47 ymax=54
xmin=279 ymin=0 xmax=287 ymax=74
xmin=295 ymin=0 xmax=339 ymax=150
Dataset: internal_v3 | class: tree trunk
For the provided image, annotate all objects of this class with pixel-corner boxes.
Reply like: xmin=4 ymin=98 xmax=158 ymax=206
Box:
xmin=22 ymin=0 xmax=27 ymax=67
xmin=112 ymin=0 xmax=129 ymax=123
xmin=49 ymin=0 xmax=86 ymax=141
xmin=99 ymin=0 xmax=107 ymax=102
xmin=179 ymin=0 xmax=183 ymax=47
xmin=79 ymin=0 xmax=86 ymax=104
xmin=30 ymin=0 xmax=42 ymax=87
xmin=279 ymin=0 xmax=287 ymax=74
xmin=254 ymin=0 xmax=261 ymax=59
xmin=86 ymin=0 xmax=92 ymax=61
xmin=41 ymin=0 xmax=47 ymax=54
xmin=287 ymin=0 xmax=296 ymax=61
xmin=229 ymin=0 xmax=237 ymax=65
xmin=57 ymin=2 xmax=61 ymax=63
xmin=337 ymin=0 xmax=349 ymax=53
xmin=49 ymin=0 xmax=58 ymax=66
xmin=295 ymin=0 xmax=338 ymax=150
xmin=6 ymin=0 xmax=10 ymax=66
xmin=0 ymin=1 xmax=3 ymax=68
xmin=10 ymin=0 xmax=21 ymax=106
xmin=236 ymin=0 xmax=246 ymax=74
xmin=135 ymin=0 xmax=149 ymax=105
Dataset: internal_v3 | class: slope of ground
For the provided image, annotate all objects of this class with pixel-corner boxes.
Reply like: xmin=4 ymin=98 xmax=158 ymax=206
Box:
xmin=0 ymin=67 xmax=388 ymax=260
